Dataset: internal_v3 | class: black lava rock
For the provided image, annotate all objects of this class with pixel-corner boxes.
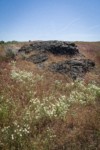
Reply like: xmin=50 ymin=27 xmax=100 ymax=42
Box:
xmin=49 ymin=59 xmax=95 ymax=79
xmin=27 ymin=53 xmax=48 ymax=64
xmin=18 ymin=41 xmax=79 ymax=55
xmin=18 ymin=41 xmax=95 ymax=80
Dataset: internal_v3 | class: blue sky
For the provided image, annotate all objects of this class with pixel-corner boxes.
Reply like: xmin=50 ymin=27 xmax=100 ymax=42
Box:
xmin=0 ymin=0 xmax=100 ymax=41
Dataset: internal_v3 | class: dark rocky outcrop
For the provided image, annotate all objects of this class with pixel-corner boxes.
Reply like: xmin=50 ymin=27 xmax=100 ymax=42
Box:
xmin=18 ymin=41 xmax=79 ymax=55
xmin=18 ymin=40 xmax=95 ymax=80
xmin=26 ymin=53 xmax=48 ymax=64
xmin=49 ymin=59 xmax=95 ymax=79
xmin=18 ymin=45 xmax=33 ymax=54
xmin=49 ymin=62 xmax=70 ymax=74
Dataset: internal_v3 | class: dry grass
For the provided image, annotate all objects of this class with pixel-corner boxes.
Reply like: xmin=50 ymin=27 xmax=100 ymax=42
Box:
xmin=76 ymin=42 xmax=100 ymax=64
xmin=0 ymin=42 xmax=100 ymax=150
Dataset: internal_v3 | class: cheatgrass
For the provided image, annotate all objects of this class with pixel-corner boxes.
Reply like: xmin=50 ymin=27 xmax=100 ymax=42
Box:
xmin=0 ymin=61 xmax=100 ymax=150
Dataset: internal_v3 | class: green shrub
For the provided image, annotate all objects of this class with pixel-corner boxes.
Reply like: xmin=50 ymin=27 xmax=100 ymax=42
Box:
xmin=6 ymin=49 xmax=15 ymax=59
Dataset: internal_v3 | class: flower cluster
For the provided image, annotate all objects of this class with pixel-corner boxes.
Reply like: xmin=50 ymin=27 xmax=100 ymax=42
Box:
xmin=24 ymin=95 xmax=70 ymax=120
xmin=11 ymin=68 xmax=33 ymax=82
xmin=68 ymin=80 xmax=100 ymax=104
xmin=10 ymin=63 xmax=44 ymax=84
xmin=1 ymin=122 xmax=30 ymax=141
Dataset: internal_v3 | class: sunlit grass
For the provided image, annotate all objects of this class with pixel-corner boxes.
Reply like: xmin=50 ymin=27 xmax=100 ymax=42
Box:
xmin=0 ymin=61 xmax=100 ymax=150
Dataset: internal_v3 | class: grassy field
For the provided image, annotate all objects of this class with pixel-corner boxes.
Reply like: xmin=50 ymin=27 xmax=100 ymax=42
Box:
xmin=76 ymin=41 xmax=100 ymax=64
xmin=0 ymin=42 xmax=100 ymax=150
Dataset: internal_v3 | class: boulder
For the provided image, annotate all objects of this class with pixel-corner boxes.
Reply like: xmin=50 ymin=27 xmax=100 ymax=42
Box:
xmin=27 ymin=53 xmax=48 ymax=64
xmin=18 ymin=45 xmax=33 ymax=54
xmin=49 ymin=62 xmax=70 ymax=74
xmin=49 ymin=59 xmax=95 ymax=79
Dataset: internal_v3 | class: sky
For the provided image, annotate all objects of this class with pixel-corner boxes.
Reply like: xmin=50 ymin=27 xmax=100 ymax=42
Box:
xmin=0 ymin=0 xmax=100 ymax=41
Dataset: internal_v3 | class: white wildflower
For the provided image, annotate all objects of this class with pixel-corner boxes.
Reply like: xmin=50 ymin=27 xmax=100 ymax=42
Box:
xmin=11 ymin=134 xmax=14 ymax=140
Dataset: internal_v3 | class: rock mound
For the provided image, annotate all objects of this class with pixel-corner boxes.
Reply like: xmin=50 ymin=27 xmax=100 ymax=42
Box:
xmin=18 ymin=41 xmax=79 ymax=55
xmin=18 ymin=41 xmax=95 ymax=80
xmin=49 ymin=59 xmax=95 ymax=79
xmin=26 ymin=53 xmax=48 ymax=64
